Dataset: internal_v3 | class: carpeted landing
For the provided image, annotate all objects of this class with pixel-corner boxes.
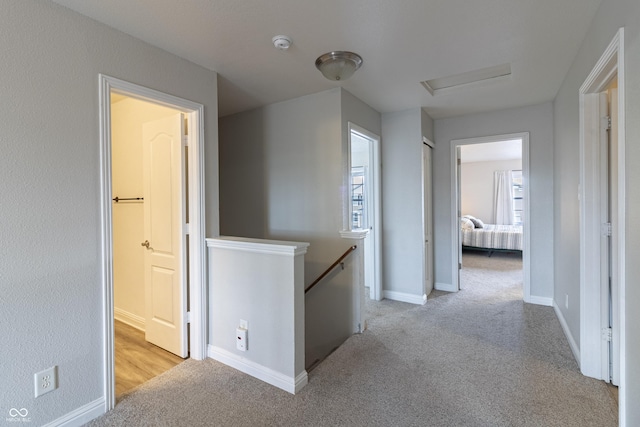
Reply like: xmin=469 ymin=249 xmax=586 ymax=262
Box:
xmin=87 ymin=251 xmax=618 ymax=426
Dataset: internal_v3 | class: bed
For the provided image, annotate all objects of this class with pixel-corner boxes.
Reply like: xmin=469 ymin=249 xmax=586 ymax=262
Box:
xmin=461 ymin=215 xmax=522 ymax=255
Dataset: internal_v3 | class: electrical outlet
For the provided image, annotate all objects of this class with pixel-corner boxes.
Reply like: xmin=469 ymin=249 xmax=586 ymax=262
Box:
xmin=34 ymin=366 xmax=58 ymax=398
xmin=236 ymin=327 xmax=248 ymax=351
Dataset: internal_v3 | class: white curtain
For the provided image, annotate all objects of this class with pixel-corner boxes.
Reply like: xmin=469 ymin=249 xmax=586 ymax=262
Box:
xmin=494 ymin=170 xmax=514 ymax=225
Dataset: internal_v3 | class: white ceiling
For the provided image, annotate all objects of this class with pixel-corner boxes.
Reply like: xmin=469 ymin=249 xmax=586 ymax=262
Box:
xmin=51 ymin=0 xmax=603 ymax=118
xmin=460 ymin=139 xmax=522 ymax=163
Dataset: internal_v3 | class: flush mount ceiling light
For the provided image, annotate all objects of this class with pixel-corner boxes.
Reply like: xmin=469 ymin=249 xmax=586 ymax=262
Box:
xmin=315 ymin=51 xmax=363 ymax=81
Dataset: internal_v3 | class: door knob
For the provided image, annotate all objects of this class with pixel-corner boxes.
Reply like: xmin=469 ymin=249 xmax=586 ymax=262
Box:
xmin=141 ymin=240 xmax=152 ymax=250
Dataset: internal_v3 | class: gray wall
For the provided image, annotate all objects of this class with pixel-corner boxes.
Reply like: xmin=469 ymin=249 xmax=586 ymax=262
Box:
xmin=0 ymin=1 xmax=219 ymax=424
xmin=219 ymin=88 xmax=343 ymax=282
xmin=218 ymin=88 xmax=380 ymax=367
xmin=433 ymin=102 xmax=554 ymax=299
xmin=219 ymin=88 xmax=380 ymax=282
xmin=552 ymin=0 xmax=640 ymax=422
xmin=381 ymin=108 xmax=434 ymax=300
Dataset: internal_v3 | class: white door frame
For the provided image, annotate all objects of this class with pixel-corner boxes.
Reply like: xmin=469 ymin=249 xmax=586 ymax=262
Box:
xmin=348 ymin=123 xmax=382 ymax=301
xmin=98 ymin=74 xmax=207 ymax=411
xmin=422 ymin=138 xmax=434 ymax=297
xmin=578 ymin=28 xmax=625 ymax=423
xmin=449 ymin=133 xmax=531 ymax=301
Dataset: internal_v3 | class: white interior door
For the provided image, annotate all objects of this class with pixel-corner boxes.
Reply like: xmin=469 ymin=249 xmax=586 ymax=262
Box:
xmin=143 ymin=113 xmax=188 ymax=358
xmin=423 ymin=143 xmax=434 ymax=295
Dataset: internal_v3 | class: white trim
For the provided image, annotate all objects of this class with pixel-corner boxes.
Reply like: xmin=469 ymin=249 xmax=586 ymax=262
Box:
xmin=526 ymin=296 xmax=553 ymax=307
xmin=42 ymin=398 xmax=105 ymax=427
xmin=450 ymin=133 xmax=531 ymax=301
xmin=206 ymin=236 xmax=310 ymax=256
xmin=383 ymin=290 xmax=427 ymax=305
xmin=99 ymin=74 xmax=207 ymax=412
xmin=553 ymin=300 xmax=580 ymax=364
xmin=113 ymin=307 xmax=145 ymax=331
xmin=435 ymin=282 xmax=457 ymax=293
xmin=348 ymin=123 xmax=383 ymax=302
xmin=208 ymin=345 xmax=308 ymax=394
xmin=578 ymin=28 xmax=625 ymax=425
xmin=422 ymin=140 xmax=435 ymax=298
xmin=339 ymin=229 xmax=370 ymax=240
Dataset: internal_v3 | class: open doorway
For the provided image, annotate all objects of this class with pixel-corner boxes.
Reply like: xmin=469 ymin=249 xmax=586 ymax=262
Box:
xmin=99 ymin=75 xmax=207 ymax=410
xmin=110 ymin=94 xmax=187 ymax=398
xmin=348 ymin=123 xmax=382 ymax=301
xmin=459 ymin=139 xmax=523 ymax=292
xmin=451 ymin=133 xmax=531 ymax=301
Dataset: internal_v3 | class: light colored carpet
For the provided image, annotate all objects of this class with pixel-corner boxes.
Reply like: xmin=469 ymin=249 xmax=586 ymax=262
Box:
xmin=87 ymin=251 xmax=618 ymax=426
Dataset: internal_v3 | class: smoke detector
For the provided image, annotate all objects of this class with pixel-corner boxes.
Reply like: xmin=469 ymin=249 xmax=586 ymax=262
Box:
xmin=272 ymin=35 xmax=292 ymax=50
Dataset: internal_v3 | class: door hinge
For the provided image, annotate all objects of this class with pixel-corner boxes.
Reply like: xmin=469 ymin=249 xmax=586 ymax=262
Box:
xmin=459 ymin=262 xmax=462 ymax=270
xmin=607 ymin=116 xmax=612 ymax=130
xmin=602 ymin=327 xmax=612 ymax=342
xmin=601 ymin=222 xmax=612 ymax=236
xmin=186 ymin=312 xmax=191 ymax=324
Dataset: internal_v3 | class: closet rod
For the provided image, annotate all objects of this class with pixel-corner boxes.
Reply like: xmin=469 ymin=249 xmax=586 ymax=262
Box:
xmin=112 ymin=197 xmax=144 ymax=203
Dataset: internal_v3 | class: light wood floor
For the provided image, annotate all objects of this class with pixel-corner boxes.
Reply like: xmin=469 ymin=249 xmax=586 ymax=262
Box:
xmin=115 ymin=320 xmax=185 ymax=398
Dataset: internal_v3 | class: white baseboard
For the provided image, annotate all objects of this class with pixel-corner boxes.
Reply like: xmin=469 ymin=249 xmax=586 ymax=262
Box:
xmin=42 ymin=397 xmax=105 ymax=427
xmin=114 ymin=307 xmax=145 ymax=331
xmin=525 ymin=295 xmax=553 ymax=307
xmin=382 ymin=290 xmax=427 ymax=305
xmin=208 ymin=345 xmax=308 ymax=394
xmin=435 ymin=282 xmax=457 ymax=292
xmin=553 ymin=301 xmax=580 ymax=365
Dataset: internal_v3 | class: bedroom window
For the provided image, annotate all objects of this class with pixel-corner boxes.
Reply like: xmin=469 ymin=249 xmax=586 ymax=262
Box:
xmin=351 ymin=167 xmax=366 ymax=229
xmin=512 ymin=170 xmax=523 ymax=225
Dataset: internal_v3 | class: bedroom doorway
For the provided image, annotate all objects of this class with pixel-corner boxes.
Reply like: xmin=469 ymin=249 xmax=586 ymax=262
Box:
xmin=450 ymin=133 xmax=531 ymax=301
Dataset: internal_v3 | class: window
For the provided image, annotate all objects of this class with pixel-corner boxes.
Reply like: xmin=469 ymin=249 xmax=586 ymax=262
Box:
xmin=512 ymin=170 xmax=523 ymax=225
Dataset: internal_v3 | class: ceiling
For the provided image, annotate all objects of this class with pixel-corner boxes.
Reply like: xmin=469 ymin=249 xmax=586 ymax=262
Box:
xmin=460 ymin=139 xmax=522 ymax=163
xmin=51 ymin=0 xmax=602 ymax=119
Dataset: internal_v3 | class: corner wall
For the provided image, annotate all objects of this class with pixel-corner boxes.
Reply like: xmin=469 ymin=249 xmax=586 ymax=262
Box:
xmin=0 ymin=1 xmax=218 ymax=424
xmin=433 ymin=102 xmax=554 ymax=299
xmin=381 ymin=108 xmax=434 ymax=302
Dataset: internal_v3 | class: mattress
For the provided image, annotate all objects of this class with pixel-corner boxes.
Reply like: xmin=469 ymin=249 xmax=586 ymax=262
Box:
xmin=461 ymin=224 xmax=523 ymax=251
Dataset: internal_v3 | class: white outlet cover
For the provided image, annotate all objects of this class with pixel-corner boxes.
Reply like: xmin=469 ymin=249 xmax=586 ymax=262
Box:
xmin=34 ymin=366 xmax=58 ymax=398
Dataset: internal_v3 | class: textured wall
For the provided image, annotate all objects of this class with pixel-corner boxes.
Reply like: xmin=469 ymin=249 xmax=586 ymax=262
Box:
xmin=0 ymin=1 xmax=218 ymax=424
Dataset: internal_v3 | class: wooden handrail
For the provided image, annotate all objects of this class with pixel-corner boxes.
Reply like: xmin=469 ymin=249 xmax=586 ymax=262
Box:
xmin=305 ymin=245 xmax=357 ymax=294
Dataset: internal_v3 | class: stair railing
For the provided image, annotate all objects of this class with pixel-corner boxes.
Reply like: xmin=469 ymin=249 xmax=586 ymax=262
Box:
xmin=304 ymin=245 xmax=357 ymax=294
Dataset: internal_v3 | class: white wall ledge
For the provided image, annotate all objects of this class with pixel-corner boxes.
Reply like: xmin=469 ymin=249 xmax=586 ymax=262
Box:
xmin=339 ymin=229 xmax=370 ymax=240
xmin=206 ymin=236 xmax=310 ymax=256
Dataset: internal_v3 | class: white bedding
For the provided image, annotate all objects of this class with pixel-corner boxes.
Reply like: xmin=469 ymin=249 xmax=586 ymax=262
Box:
xmin=461 ymin=224 xmax=523 ymax=251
